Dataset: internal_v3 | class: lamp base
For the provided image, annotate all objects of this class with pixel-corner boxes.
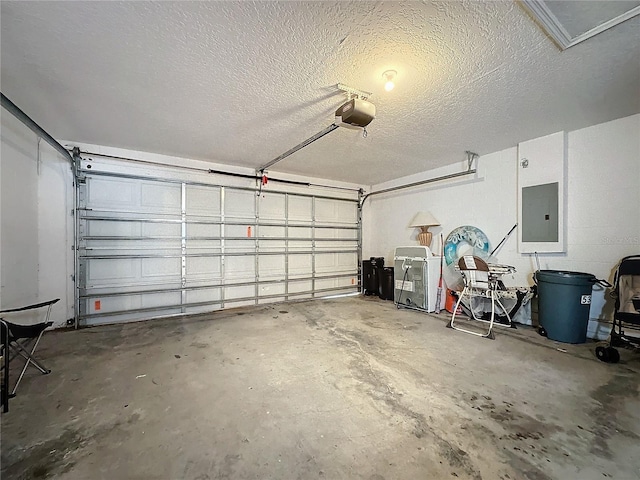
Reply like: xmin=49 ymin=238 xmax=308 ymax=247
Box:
xmin=418 ymin=231 xmax=432 ymax=247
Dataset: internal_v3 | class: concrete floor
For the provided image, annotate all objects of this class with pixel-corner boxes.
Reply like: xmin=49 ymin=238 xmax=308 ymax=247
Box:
xmin=1 ymin=296 xmax=639 ymax=480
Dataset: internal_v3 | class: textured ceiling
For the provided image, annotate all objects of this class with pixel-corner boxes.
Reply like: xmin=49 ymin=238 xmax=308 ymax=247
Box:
xmin=1 ymin=1 xmax=639 ymax=185
xmin=545 ymin=1 xmax=640 ymax=36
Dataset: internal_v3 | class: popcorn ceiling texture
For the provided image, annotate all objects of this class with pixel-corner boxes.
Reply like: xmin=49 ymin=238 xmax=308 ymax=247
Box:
xmin=1 ymin=1 xmax=638 ymax=184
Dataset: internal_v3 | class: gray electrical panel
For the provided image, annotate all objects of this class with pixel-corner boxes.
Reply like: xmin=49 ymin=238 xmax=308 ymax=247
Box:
xmin=522 ymin=182 xmax=559 ymax=242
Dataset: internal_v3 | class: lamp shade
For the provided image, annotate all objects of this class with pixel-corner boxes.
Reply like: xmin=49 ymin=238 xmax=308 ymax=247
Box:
xmin=409 ymin=211 xmax=440 ymax=228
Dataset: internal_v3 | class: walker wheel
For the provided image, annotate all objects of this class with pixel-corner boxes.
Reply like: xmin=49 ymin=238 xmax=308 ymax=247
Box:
xmin=606 ymin=347 xmax=620 ymax=364
xmin=538 ymin=327 xmax=547 ymax=337
xmin=596 ymin=346 xmax=610 ymax=363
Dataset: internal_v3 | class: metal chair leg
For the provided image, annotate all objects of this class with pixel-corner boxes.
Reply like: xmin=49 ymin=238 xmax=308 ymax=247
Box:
xmin=11 ymin=339 xmax=50 ymax=374
xmin=10 ymin=332 xmax=50 ymax=396
xmin=449 ymin=288 xmax=495 ymax=339
xmin=448 ymin=287 xmax=467 ymax=329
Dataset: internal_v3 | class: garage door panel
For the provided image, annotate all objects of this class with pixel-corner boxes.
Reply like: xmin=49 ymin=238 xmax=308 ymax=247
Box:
xmin=316 ymin=241 xmax=357 ymax=251
xmin=289 ymin=241 xmax=312 ymax=252
xmin=187 ymin=240 xmax=222 ymax=252
xmin=87 ymin=282 xmax=181 ymax=296
xmin=225 ymin=190 xmax=255 ymax=218
xmin=186 ymin=256 xmax=221 ymax=277
xmin=224 ymin=299 xmax=255 ymax=308
xmin=226 ymin=256 xmax=256 ymax=279
xmin=141 ymin=258 xmax=181 ymax=278
xmin=225 ymin=285 xmax=255 ymax=300
xmin=289 ymin=279 xmax=312 ymax=293
xmin=87 ymin=177 xmax=136 ymax=207
xmin=315 ymin=252 xmax=357 ymax=274
xmin=289 ymin=227 xmax=312 ymax=238
xmin=186 ymin=185 xmax=221 ymax=216
xmin=315 ymin=198 xmax=357 ymax=224
xmin=77 ymin=168 xmax=360 ymax=325
xmin=87 ymin=177 xmax=182 ymax=215
xmin=187 ymin=223 xmax=222 ymax=238
xmin=143 ymin=223 xmax=181 ymax=237
xmin=258 ymin=297 xmax=285 ymax=305
xmin=258 ymin=193 xmax=286 ymax=220
xmin=87 ymin=244 xmax=180 ymax=260
xmin=259 ymin=283 xmax=286 ymax=297
xmin=87 ymin=220 xmax=137 ymax=236
xmin=84 ymin=308 xmax=184 ymax=326
xmin=184 ymin=304 xmax=222 ymax=315
xmin=86 ymin=258 xmax=137 ymax=283
xmin=289 ymin=254 xmax=312 ymax=277
xmin=140 ymin=183 xmax=181 ymax=213
xmin=288 ymin=196 xmax=312 ymax=222
xmin=259 ymin=255 xmax=285 ymax=278
xmin=86 ymin=240 xmax=181 ymax=251
xmin=337 ymin=252 xmax=358 ymax=270
xmin=141 ymin=291 xmax=182 ymax=308
xmin=83 ymin=292 xmax=182 ymax=315
xmin=315 ymin=228 xmax=357 ymax=239
xmin=316 ymin=276 xmax=357 ymax=290
xmin=226 ymin=224 xmax=253 ymax=238
xmin=225 ymin=239 xmax=254 ymax=254
xmin=81 ymin=296 xmax=134 ymax=316
xmin=186 ymin=287 xmax=222 ymax=304
xmin=258 ymin=240 xmax=286 ymax=253
xmin=315 ymin=253 xmax=337 ymax=272
xmin=259 ymin=226 xmax=285 ymax=238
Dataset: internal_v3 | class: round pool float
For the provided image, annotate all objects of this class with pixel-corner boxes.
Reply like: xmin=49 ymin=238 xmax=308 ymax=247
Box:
xmin=444 ymin=225 xmax=490 ymax=266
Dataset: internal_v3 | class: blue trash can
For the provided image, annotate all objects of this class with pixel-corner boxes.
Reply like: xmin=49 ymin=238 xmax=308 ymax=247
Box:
xmin=535 ymin=270 xmax=609 ymax=344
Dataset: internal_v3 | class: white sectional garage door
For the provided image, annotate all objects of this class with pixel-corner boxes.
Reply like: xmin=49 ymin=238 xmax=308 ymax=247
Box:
xmin=75 ymin=156 xmax=360 ymax=326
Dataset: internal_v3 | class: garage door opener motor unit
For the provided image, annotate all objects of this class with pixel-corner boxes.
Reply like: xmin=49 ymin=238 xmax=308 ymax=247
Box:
xmin=394 ymin=246 xmax=439 ymax=312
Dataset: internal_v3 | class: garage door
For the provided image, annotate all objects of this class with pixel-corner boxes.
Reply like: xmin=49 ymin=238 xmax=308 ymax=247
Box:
xmin=75 ymin=156 xmax=361 ymax=326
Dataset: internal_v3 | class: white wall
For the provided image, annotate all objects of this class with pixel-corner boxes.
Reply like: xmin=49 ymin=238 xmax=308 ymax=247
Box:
xmin=0 ymin=112 xmax=74 ymax=326
xmin=1 ymin=112 xmax=39 ymax=306
xmin=364 ymin=114 xmax=640 ymax=339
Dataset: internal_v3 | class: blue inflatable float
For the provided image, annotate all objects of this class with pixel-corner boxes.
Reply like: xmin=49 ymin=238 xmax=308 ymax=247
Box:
xmin=444 ymin=225 xmax=490 ymax=266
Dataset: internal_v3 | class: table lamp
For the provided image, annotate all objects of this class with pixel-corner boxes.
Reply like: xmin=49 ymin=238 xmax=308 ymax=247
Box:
xmin=409 ymin=211 xmax=440 ymax=248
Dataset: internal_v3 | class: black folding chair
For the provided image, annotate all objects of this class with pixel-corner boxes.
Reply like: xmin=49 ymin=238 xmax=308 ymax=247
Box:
xmin=0 ymin=298 xmax=59 ymax=406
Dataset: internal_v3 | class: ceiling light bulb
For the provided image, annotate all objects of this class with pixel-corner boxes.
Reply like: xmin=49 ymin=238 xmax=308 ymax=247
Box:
xmin=382 ymin=70 xmax=397 ymax=92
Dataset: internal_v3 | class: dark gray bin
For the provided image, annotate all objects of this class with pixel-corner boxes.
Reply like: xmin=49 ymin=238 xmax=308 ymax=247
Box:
xmin=535 ymin=270 xmax=608 ymax=344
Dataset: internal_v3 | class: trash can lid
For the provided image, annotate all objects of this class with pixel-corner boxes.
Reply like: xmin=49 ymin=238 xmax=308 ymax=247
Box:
xmin=536 ymin=270 xmax=596 ymax=286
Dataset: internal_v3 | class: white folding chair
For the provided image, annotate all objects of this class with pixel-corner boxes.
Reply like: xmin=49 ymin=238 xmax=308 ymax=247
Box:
xmin=447 ymin=256 xmax=511 ymax=339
